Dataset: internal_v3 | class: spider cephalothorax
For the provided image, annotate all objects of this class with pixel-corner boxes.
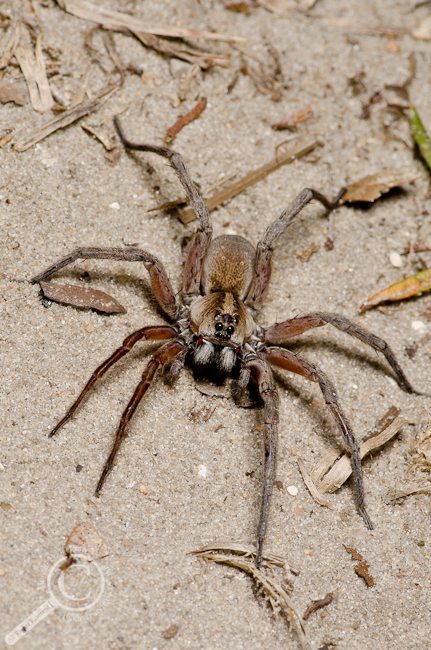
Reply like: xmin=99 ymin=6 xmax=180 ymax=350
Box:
xmin=32 ymin=117 xmax=423 ymax=568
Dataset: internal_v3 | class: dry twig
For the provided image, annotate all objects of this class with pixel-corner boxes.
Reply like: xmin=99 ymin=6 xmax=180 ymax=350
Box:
xmin=165 ymin=99 xmax=207 ymax=145
xmin=179 ymin=136 xmax=319 ymax=224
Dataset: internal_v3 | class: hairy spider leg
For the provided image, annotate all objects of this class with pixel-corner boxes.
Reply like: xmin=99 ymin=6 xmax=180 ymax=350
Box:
xmin=95 ymin=338 xmax=186 ymax=496
xmin=114 ymin=116 xmax=212 ymax=302
xmin=259 ymin=345 xmax=373 ymax=531
xmin=246 ymin=189 xmax=345 ymax=312
xmin=48 ymin=326 xmax=179 ymax=438
xmin=32 ymin=247 xmax=180 ymax=319
xmin=263 ymin=311 xmax=420 ymax=395
xmin=242 ymin=355 xmax=279 ymax=568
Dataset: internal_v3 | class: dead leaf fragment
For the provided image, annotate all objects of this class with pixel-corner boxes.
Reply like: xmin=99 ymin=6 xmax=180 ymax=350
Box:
xmin=341 ymin=170 xmax=418 ymax=203
xmin=0 ymin=82 xmax=26 ymax=105
xmin=40 ymin=281 xmax=127 ymax=314
xmin=355 ymin=560 xmax=374 ymax=587
xmin=360 ymin=269 xmax=431 ymax=311
xmin=343 ymin=545 xmax=363 ymax=561
xmin=65 ymin=522 xmax=110 ymax=561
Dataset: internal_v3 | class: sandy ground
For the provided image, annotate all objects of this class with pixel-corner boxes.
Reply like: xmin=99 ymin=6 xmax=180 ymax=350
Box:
xmin=1 ymin=1 xmax=431 ymax=649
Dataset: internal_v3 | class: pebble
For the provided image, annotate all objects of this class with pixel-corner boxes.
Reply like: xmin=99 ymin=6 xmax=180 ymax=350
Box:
xmin=287 ymin=485 xmax=298 ymax=496
xmin=109 ymin=202 xmax=120 ymax=210
xmin=411 ymin=320 xmax=426 ymax=331
xmin=198 ymin=465 xmax=208 ymax=478
xmin=389 ymin=251 xmax=403 ymax=268
xmin=139 ymin=484 xmax=148 ymax=494
xmin=85 ymin=322 xmax=95 ymax=333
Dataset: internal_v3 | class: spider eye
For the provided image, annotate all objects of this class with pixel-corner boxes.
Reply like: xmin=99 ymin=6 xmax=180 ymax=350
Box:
xmin=215 ymin=322 xmax=224 ymax=332
xmin=226 ymin=325 xmax=235 ymax=336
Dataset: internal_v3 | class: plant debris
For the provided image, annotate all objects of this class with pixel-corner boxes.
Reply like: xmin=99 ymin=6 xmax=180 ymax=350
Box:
xmin=163 ymin=625 xmax=179 ymax=640
xmin=187 ymin=400 xmax=217 ymax=423
xmin=360 ymin=269 xmax=431 ymax=311
xmin=0 ymin=82 xmax=26 ymax=105
xmin=13 ymin=80 xmax=121 ymax=151
xmin=0 ymin=19 xmax=21 ymax=81
xmin=40 ymin=281 xmax=127 ymax=314
xmin=226 ymin=2 xmax=252 ymax=14
xmin=179 ymin=136 xmax=319 ymax=224
xmin=272 ymin=106 xmax=313 ymax=131
xmin=296 ymin=242 xmax=319 ymax=263
xmin=191 ymin=543 xmax=305 ymax=646
xmin=302 ymin=592 xmax=335 ymax=620
xmin=344 ymin=546 xmax=374 ymax=587
xmin=384 ymin=485 xmax=430 ymax=504
xmin=14 ymin=35 xmax=53 ymax=113
xmin=64 ymin=522 xmax=110 ymax=562
xmin=300 ymin=409 xmax=407 ymax=507
xmin=56 ymin=0 xmax=246 ymax=43
xmin=409 ymin=106 xmax=431 ymax=171
xmin=165 ymin=98 xmax=207 ymax=145
xmin=340 ymin=170 xmax=418 ymax=203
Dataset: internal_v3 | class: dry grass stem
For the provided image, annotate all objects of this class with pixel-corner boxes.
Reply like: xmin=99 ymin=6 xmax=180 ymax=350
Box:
xmin=14 ymin=35 xmax=53 ymax=113
xmin=179 ymin=136 xmax=319 ymax=223
xmin=191 ymin=544 xmax=306 ymax=647
xmin=56 ymin=0 xmax=246 ymax=43
xmin=297 ymin=459 xmax=334 ymax=509
xmin=0 ymin=19 xmax=21 ymax=82
xmin=13 ymin=80 xmax=121 ymax=152
xmin=135 ymin=32 xmax=229 ymax=69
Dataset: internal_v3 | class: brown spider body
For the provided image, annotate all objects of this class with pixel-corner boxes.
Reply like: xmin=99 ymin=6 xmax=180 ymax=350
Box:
xmin=32 ymin=118 xmax=422 ymax=568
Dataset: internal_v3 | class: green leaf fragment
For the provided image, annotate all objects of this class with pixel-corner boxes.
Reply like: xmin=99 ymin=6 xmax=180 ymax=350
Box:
xmin=409 ymin=106 xmax=431 ymax=171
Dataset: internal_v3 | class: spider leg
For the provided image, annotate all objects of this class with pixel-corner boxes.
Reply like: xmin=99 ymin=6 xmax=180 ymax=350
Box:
xmin=96 ymin=338 xmax=186 ymax=496
xmin=259 ymin=345 xmax=373 ymax=531
xmin=32 ymin=247 xmax=180 ymax=320
xmin=242 ymin=354 xmax=279 ymax=568
xmin=114 ymin=117 xmax=212 ymax=302
xmin=49 ymin=325 xmax=179 ymax=438
xmin=263 ymin=311 xmax=421 ymax=395
xmin=246 ymin=188 xmax=343 ymax=312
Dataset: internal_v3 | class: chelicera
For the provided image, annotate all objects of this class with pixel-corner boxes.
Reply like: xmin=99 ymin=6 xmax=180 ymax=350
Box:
xmin=32 ymin=117 xmax=421 ymax=568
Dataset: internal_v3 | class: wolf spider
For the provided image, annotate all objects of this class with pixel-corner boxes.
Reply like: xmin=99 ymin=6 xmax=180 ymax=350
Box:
xmin=32 ymin=117 xmax=420 ymax=567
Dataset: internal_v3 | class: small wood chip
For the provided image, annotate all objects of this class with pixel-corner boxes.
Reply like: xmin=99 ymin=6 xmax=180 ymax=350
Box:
xmin=303 ymin=592 xmax=334 ymax=621
xmin=341 ymin=170 xmax=418 ymax=203
xmin=296 ymin=242 xmax=319 ymax=263
xmin=272 ymin=106 xmax=313 ymax=131
xmin=0 ymin=130 xmax=13 ymax=147
xmin=163 ymin=624 xmax=179 ymax=640
xmin=65 ymin=522 xmax=110 ymax=561
xmin=165 ymin=98 xmax=207 ymax=145
xmin=40 ymin=281 xmax=126 ymax=314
